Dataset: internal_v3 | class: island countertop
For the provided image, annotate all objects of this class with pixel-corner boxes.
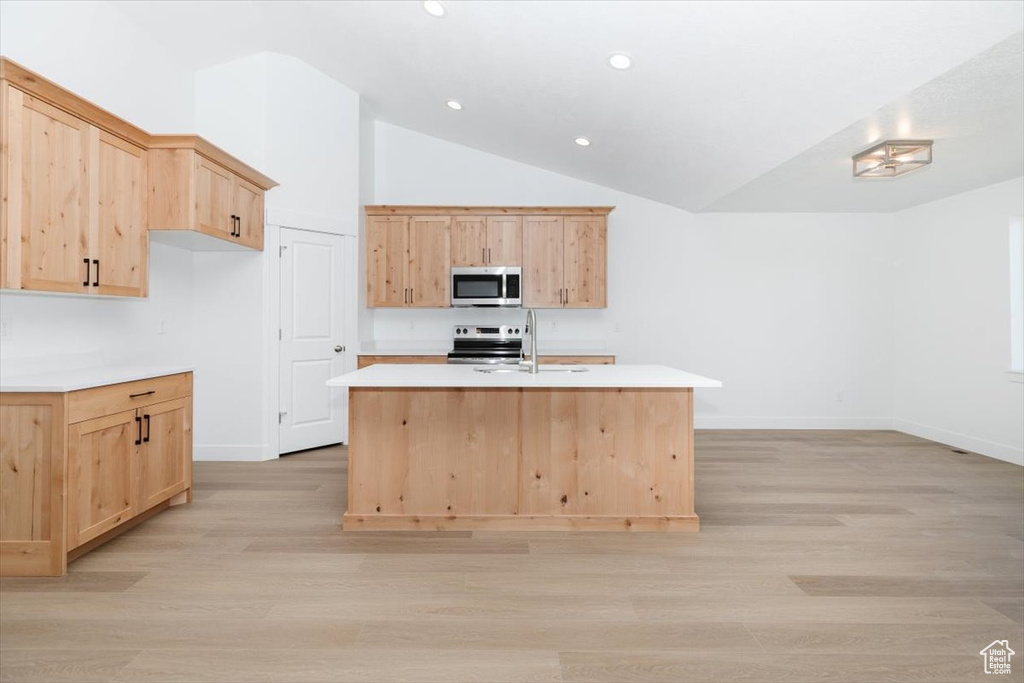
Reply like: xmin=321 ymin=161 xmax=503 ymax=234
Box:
xmin=327 ymin=364 xmax=722 ymax=389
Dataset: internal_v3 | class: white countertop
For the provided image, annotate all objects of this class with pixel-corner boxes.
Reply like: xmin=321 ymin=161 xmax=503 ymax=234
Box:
xmin=0 ymin=365 xmax=193 ymax=393
xmin=327 ymin=364 xmax=721 ymax=389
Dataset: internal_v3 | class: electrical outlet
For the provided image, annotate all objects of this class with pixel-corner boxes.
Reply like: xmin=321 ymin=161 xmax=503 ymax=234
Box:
xmin=836 ymin=391 xmax=845 ymax=403
xmin=614 ymin=322 xmax=622 ymax=333
xmin=0 ymin=319 xmax=12 ymax=341
xmin=157 ymin=319 xmax=168 ymax=335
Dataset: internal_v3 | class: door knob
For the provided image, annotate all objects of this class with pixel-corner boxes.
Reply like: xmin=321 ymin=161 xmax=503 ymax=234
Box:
xmin=334 ymin=345 xmax=345 ymax=353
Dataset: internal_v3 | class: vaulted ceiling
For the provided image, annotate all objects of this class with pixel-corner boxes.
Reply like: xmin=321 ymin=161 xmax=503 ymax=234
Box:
xmin=118 ymin=0 xmax=1024 ymax=213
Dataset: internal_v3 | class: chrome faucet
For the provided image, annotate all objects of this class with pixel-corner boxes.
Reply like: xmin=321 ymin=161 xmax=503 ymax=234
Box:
xmin=524 ymin=308 xmax=539 ymax=374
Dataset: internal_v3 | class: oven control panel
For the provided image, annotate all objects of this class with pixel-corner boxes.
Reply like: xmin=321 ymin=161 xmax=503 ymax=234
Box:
xmin=453 ymin=325 xmax=522 ymax=339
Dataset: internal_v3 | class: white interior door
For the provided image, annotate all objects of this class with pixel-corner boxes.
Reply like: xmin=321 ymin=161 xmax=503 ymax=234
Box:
xmin=279 ymin=228 xmax=348 ymax=454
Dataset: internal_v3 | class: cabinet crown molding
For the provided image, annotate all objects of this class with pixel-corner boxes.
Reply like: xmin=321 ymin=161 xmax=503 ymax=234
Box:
xmin=1 ymin=56 xmax=149 ymax=148
xmin=0 ymin=56 xmax=277 ymax=191
xmin=365 ymin=206 xmax=615 ymax=216
xmin=148 ymin=135 xmax=278 ymax=191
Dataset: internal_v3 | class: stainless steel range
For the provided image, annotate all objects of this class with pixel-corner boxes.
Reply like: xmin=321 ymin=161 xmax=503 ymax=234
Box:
xmin=446 ymin=324 xmax=524 ymax=365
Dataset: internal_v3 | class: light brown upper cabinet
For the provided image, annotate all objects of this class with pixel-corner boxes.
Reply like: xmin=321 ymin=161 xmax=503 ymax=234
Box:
xmin=148 ymin=136 xmax=276 ymax=251
xmin=0 ymin=57 xmax=275 ymax=296
xmin=522 ymin=216 xmax=564 ymax=307
xmin=563 ymin=215 xmax=608 ymax=308
xmin=408 ymin=216 xmax=451 ymax=306
xmin=1 ymin=83 xmax=148 ymax=297
xmin=524 ymin=214 xmax=607 ymax=308
xmin=96 ymin=130 xmax=148 ymax=296
xmin=367 ymin=214 xmax=451 ymax=307
xmin=367 ymin=216 xmax=408 ymax=307
xmin=451 ymin=216 xmax=522 ymax=266
xmin=366 ymin=206 xmax=610 ymax=309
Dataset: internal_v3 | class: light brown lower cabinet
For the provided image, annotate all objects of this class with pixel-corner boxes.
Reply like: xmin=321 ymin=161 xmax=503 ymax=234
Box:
xmin=0 ymin=373 xmax=192 ymax=577
xmin=357 ymin=354 xmax=615 ymax=369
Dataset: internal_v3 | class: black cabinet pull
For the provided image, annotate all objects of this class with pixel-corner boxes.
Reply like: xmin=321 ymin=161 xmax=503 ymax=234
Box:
xmin=129 ymin=390 xmax=155 ymax=399
xmin=135 ymin=416 xmax=142 ymax=445
xmin=83 ymin=258 xmax=90 ymax=286
xmin=92 ymin=259 xmax=99 ymax=287
xmin=143 ymin=414 xmax=151 ymax=443
xmin=236 ymin=215 xmax=241 ymax=237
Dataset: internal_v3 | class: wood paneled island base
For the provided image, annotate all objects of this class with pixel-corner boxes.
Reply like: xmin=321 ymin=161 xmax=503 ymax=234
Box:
xmin=344 ymin=386 xmax=698 ymax=532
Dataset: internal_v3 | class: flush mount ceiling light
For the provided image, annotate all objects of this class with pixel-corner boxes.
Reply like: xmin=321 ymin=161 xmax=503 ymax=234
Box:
xmin=607 ymin=53 xmax=634 ymax=70
xmin=853 ymin=140 xmax=933 ymax=178
xmin=574 ymin=136 xmax=591 ymax=147
xmin=446 ymin=100 xmax=462 ymax=110
xmin=423 ymin=0 xmax=446 ymax=18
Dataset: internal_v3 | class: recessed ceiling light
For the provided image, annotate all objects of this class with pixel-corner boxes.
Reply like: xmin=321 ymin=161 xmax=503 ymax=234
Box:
xmin=423 ymin=1 xmax=446 ymax=17
xmin=607 ymin=53 xmax=634 ymax=70
xmin=574 ymin=137 xmax=591 ymax=147
xmin=446 ymin=100 xmax=462 ymax=110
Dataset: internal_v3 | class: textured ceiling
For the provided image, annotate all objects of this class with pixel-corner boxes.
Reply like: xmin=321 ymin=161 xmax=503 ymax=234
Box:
xmin=117 ymin=0 xmax=1024 ymax=212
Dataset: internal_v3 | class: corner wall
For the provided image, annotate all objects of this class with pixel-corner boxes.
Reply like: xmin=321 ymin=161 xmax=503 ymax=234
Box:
xmin=191 ymin=53 xmax=361 ymax=460
xmin=893 ymin=176 xmax=1024 ymax=464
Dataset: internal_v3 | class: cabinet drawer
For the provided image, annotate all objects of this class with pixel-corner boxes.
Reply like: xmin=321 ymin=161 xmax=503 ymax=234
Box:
xmin=357 ymin=355 xmax=447 ymax=369
xmin=540 ymin=355 xmax=615 ymax=365
xmin=68 ymin=373 xmax=192 ymax=424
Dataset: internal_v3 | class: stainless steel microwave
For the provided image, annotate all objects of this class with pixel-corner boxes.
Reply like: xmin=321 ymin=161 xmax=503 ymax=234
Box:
xmin=450 ymin=266 xmax=522 ymax=307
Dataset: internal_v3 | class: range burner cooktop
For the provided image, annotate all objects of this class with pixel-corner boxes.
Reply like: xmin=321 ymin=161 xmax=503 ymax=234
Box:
xmin=446 ymin=325 xmax=524 ymax=365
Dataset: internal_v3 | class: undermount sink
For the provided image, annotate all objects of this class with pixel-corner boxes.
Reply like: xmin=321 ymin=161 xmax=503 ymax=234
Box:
xmin=473 ymin=366 xmax=589 ymax=374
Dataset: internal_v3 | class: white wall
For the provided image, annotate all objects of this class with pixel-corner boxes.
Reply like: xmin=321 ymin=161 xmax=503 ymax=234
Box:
xmin=358 ymin=101 xmax=376 ymax=346
xmin=893 ymin=177 xmax=1024 ymax=464
xmin=371 ymin=122 xmax=897 ymax=428
xmin=0 ymin=0 xmax=193 ymax=132
xmin=0 ymin=0 xmax=196 ymax=374
xmin=191 ymin=53 xmax=362 ymax=460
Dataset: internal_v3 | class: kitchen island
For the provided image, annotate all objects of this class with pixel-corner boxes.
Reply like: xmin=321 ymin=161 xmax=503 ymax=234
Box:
xmin=327 ymin=364 xmax=721 ymax=532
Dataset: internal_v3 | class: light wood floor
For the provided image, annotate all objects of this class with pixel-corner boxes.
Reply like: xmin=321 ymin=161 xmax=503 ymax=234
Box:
xmin=2 ymin=430 xmax=1022 ymax=682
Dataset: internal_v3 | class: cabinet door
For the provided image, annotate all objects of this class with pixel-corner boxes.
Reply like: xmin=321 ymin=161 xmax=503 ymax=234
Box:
xmin=366 ymin=216 xmax=408 ymax=307
xmin=522 ymin=216 xmax=564 ymax=308
xmin=94 ymin=130 xmax=148 ymax=297
xmin=7 ymin=89 xmax=90 ymax=293
xmin=407 ymin=216 xmax=451 ymax=307
xmin=451 ymin=216 xmax=487 ymax=266
xmin=563 ymin=216 xmax=607 ymax=308
xmin=486 ymin=216 xmax=522 ymax=266
xmin=67 ymin=409 xmax=138 ymax=549
xmin=233 ymin=176 xmax=264 ymax=250
xmin=138 ymin=398 xmax=191 ymax=512
xmin=194 ymin=155 xmax=234 ymax=240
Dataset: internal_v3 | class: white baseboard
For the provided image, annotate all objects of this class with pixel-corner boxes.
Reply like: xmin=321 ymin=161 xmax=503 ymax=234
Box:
xmin=193 ymin=444 xmax=278 ymax=462
xmin=694 ymin=416 xmax=894 ymax=430
xmin=892 ymin=419 xmax=1024 ymax=466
